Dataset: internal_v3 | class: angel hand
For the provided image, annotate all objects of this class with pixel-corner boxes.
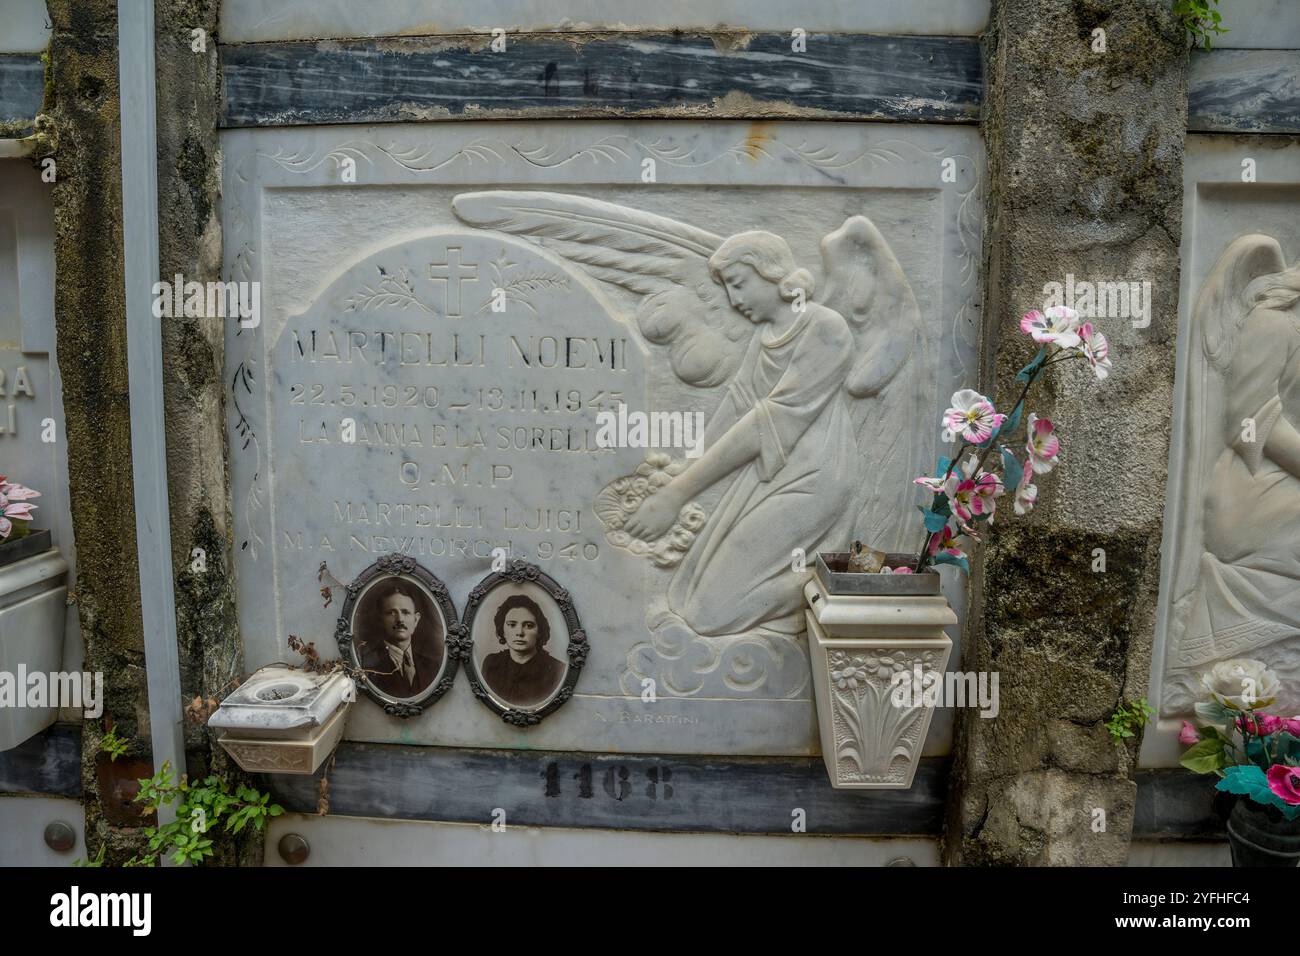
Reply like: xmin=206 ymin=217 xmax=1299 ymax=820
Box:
xmin=624 ymin=485 xmax=684 ymax=541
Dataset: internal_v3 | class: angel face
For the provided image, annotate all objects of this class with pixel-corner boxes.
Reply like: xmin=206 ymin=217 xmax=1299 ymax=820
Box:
xmin=717 ymin=262 xmax=783 ymax=324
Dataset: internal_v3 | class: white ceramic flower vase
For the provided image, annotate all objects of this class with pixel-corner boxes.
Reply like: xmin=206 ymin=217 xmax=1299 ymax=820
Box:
xmin=0 ymin=543 xmax=69 ymax=752
xmin=804 ymin=553 xmax=955 ymax=790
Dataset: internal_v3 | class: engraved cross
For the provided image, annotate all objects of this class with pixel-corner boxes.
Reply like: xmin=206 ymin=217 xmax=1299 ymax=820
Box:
xmin=430 ymin=247 xmax=478 ymax=317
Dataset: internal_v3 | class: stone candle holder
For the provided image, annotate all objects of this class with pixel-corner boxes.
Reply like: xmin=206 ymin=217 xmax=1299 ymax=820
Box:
xmin=207 ymin=665 xmax=355 ymax=775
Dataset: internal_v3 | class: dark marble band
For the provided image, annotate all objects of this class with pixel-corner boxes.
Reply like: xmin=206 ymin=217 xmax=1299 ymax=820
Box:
xmin=220 ymin=33 xmax=983 ymax=128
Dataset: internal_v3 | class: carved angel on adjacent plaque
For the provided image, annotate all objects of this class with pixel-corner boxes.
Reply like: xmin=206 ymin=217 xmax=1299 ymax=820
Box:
xmin=452 ymin=192 xmax=932 ymax=658
xmin=1165 ymin=234 xmax=1300 ymax=712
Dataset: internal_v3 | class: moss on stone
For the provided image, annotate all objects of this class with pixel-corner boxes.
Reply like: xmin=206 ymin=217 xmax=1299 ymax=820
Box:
xmin=944 ymin=0 xmax=1186 ymax=866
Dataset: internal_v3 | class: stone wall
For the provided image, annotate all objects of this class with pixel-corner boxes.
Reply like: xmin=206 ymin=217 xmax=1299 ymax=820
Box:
xmin=943 ymin=0 xmax=1187 ymax=865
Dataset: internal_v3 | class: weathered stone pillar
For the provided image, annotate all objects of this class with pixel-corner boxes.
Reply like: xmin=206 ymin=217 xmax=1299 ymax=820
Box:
xmin=44 ymin=0 xmax=244 ymax=864
xmin=45 ymin=0 xmax=147 ymax=865
xmin=943 ymin=0 xmax=1187 ymax=865
xmin=154 ymin=0 xmax=252 ymax=863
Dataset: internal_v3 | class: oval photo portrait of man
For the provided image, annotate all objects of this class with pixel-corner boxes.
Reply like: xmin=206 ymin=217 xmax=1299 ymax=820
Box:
xmin=472 ymin=584 xmax=569 ymax=710
xmin=350 ymin=573 xmax=447 ymax=702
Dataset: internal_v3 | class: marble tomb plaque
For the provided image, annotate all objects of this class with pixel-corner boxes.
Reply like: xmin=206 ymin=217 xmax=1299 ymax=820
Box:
xmin=223 ymin=121 xmax=982 ymax=754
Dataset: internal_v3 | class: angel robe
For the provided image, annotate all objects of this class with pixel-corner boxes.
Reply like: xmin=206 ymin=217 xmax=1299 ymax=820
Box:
xmin=1184 ymin=304 xmax=1300 ymax=666
xmin=668 ymin=304 xmax=858 ymax=636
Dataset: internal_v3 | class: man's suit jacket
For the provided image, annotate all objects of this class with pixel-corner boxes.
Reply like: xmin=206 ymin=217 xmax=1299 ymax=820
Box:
xmin=359 ymin=634 xmax=442 ymax=699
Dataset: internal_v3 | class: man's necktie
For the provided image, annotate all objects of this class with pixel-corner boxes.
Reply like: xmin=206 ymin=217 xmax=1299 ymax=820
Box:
xmin=402 ymin=648 xmax=416 ymax=686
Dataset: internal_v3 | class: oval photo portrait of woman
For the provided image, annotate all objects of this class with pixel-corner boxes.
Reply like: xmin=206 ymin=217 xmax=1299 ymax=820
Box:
xmin=482 ymin=593 xmax=565 ymax=706
xmin=464 ymin=562 xmax=585 ymax=723
xmin=337 ymin=556 xmax=458 ymax=715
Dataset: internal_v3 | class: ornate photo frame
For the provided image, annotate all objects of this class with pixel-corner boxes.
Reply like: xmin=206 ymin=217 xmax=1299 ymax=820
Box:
xmin=459 ymin=560 xmax=587 ymax=726
xmin=336 ymin=554 xmax=459 ymax=718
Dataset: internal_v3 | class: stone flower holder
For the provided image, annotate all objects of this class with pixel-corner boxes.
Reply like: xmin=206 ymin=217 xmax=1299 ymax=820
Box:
xmin=804 ymin=552 xmax=954 ymax=790
xmin=208 ymin=665 xmax=355 ymax=775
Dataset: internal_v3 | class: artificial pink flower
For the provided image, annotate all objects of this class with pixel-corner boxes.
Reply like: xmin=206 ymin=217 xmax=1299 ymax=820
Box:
xmin=913 ymin=475 xmax=948 ymax=494
xmin=1014 ymin=458 xmax=1037 ymax=516
xmin=2 ymin=482 xmax=41 ymax=501
xmin=0 ymin=479 xmax=38 ymax=541
xmin=1020 ymin=305 xmax=1082 ymax=348
xmin=1266 ymin=765 xmax=1300 ymax=805
xmin=1026 ymin=414 xmax=1060 ymax=474
xmin=889 ymin=566 xmax=914 ymax=574
xmin=1237 ymin=713 xmax=1284 ymax=736
xmin=1079 ymin=322 xmax=1112 ymax=379
xmin=943 ymin=389 xmax=1006 ymax=445
xmin=1179 ymin=720 xmax=1200 ymax=745
xmin=926 ymin=524 xmax=965 ymax=560
xmin=946 ymin=459 xmax=1002 ymax=523
xmin=3 ymin=502 xmax=35 ymax=522
xmin=967 ymin=471 xmax=1002 ymax=520
xmin=1283 ymin=717 xmax=1300 ymax=737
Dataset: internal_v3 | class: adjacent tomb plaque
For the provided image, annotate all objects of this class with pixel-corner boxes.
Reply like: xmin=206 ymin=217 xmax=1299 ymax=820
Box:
xmin=0 ymin=161 xmax=78 ymax=673
xmin=1145 ymin=136 xmax=1300 ymax=766
xmin=224 ymin=121 xmax=982 ymax=754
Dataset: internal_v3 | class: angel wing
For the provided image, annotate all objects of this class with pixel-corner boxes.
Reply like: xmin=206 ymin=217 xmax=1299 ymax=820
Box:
xmin=451 ymin=191 xmax=750 ymax=387
xmin=818 ymin=216 xmax=932 ymax=552
xmin=1199 ymin=234 xmax=1285 ymax=374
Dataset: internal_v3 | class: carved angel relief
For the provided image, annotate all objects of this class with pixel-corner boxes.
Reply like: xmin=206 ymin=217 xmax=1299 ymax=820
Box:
xmin=452 ymin=192 xmax=933 ymax=698
xmin=1163 ymin=234 xmax=1300 ymax=715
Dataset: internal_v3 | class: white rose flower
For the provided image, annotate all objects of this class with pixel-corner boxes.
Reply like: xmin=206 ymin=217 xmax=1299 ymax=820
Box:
xmin=1201 ymin=658 xmax=1280 ymax=709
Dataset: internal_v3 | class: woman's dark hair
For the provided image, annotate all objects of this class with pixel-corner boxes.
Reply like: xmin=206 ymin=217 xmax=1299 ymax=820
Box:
xmin=493 ymin=594 xmax=550 ymax=648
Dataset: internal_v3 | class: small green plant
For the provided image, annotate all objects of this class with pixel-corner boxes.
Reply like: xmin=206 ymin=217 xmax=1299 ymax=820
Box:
xmin=1107 ymin=698 xmax=1156 ymax=743
xmin=133 ymin=761 xmax=284 ymax=865
xmin=1174 ymin=0 xmax=1228 ymax=49
xmin=73 ymin=845 xmax=105 ymax=867
xmin=99 ymin=726 xmax=129 ymax=762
